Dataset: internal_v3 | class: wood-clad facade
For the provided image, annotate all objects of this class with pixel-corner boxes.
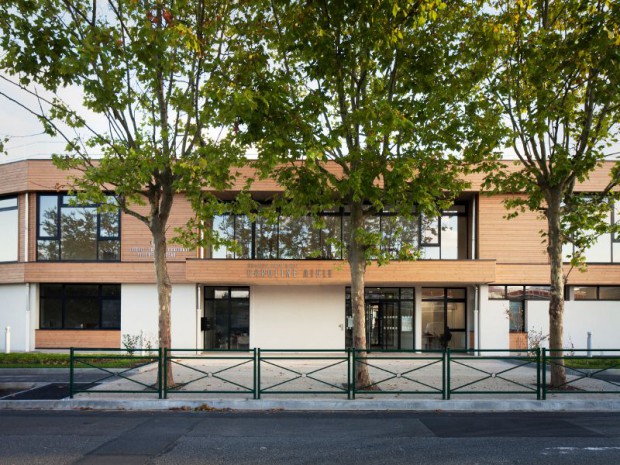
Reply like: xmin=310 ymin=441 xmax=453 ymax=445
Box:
xmin=0 ymin=159 xmax=619 ymax=351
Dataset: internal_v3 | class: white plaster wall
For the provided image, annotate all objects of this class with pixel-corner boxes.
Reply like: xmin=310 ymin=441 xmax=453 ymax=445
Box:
xmin=170 ymin=284 xmax=197 ymax=349
xmin=121 ymin=284 xmax=159 ymax=349
xmin=121 ymin=284 xmax=197 ymax=349
xmin=478 ymin=286 xmax=510 ymax=351
xmin=251 ymin=285 xmax=344 ymax=349
xmin=527 ymin=300 xmax=620 ymax=351
xmin=0 ymin=284 xmax=29 ymax=352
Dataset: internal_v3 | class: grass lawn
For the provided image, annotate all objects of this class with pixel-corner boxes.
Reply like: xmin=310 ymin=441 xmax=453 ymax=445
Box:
xmin=0 ymin=352 xmax=157 ymax=369
xmin=563 ymin=358 xmax=620 ymax=370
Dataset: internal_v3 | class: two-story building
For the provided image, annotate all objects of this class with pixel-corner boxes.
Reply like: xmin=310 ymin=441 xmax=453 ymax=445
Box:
xmin=0 ymin=159 xmax=618 ymax=352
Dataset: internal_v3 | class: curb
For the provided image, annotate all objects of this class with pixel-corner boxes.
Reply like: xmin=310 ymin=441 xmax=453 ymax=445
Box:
xmin=2 ymin=398 xmax=620 ymax=412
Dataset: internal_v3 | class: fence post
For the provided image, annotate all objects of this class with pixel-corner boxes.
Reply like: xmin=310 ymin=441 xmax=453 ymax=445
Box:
xmin=542 ymin=348 xmax=547 ymax=400
xmin=253 ymin=348 xmax=257 ymax=400
xmin=347 ymin=348 xmax=351 ymax=400
xmin=161 ymin=348 xmax=166 ymax=399
xmin=69 ymin=347 xmax=74 ymax=399
xmin=257 ymin=348 xmax=261 ymax=400
xmin=445 ymin=349 xmax=450 ymax=400
xmin=352 ymin=348 xmax=356 ymax=400
xmin=536 ymin=347 xmax=541 ymax=400
xmin=4 ymin=326 xmax=10 ymax=354
xmin=587 ymin=332 xmax=592 ymax=357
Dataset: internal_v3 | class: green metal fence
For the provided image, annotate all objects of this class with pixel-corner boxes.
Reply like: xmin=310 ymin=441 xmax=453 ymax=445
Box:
xmin=67 ymin=347 xmax=620 ymax=400
xmin=163 ymin=349 xmax=256 ymax=399
xmin=352 ymin=349 xmax=445 ymax=399
xmin=257 ymin=349 xmax=350 ymax=399
xmin=542 ymin=349 xmax=620 ymax=399
xmin=69 ymin=348 xmax=162 ymax=398
xmin=447 ymin=349 xmax=541 ymax=400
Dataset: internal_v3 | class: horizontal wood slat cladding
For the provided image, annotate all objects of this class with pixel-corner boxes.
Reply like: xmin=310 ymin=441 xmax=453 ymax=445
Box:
xmin=2 ymin=159 xmax=615 ymax=195
xmin=23 ymin=262 xmax=189 ymax=284
xmin=0 ymin=161 xmax=28 ymax=195
xmin=495 ymin=264 xmax=620 ymax=285
xmin=186 ymin=259 xmax=496 ymax=285
xmin=27 ymin=192 xmax=36 ymax=262
xmin=35 ymin=330 xmax=120 ymax=349
xmin=121 ymin=194 xmax=197 ymax=263
xmin=509 ymin=332 xmax=527 ymax=351
xmin=478 ymin=195 xmax=548 ymax=264
xmin=0 ymin=263 xmax=25 ymax=283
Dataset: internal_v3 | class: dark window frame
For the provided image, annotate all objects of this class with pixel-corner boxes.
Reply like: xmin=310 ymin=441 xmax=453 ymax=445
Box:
xmin=36 ymin=194 xmax=121 ymax=262
xmin=211 ymin=203 xmax=469 ymax=261
xmin=569 ymin=285 xmax=620 ymax=301
xmin=39 ymin=283 xmax=121 ymax=330
xmin=0 ymin=195 xmax=19 ymax=263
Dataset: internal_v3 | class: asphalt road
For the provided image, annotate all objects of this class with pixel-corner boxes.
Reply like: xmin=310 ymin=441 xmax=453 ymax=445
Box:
xmin=0 ymin=411 xmax=619 ymax=464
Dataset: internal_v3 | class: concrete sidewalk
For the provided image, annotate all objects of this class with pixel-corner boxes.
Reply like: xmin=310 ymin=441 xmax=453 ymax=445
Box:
xmin=2 ymin=397 xmax=620 ymax=412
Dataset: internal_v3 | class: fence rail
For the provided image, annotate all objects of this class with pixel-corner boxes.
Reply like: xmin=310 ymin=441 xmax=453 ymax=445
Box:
xmin=67 ymin=347 xmax=620 ymax=400
xmin=542 ymin=349 xmax=620 ymax=399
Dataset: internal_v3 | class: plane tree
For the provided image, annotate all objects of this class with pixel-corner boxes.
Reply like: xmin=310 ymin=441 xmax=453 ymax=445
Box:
xmin=0 ymin=0 xmax=258 ymax=383
xmin=230 ymin=0 xmax=501 ymax=386
xmin=479 ymin=0 xmax=620 ymax=387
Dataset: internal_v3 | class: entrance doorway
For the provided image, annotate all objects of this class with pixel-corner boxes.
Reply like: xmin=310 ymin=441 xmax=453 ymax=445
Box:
xmin=203 ymin=287 xmax=250 ymax=350
xmin=346 ymin=287 xmax=415 ymax=350
xmin=421 ymin=288 xmax=466 ymax=349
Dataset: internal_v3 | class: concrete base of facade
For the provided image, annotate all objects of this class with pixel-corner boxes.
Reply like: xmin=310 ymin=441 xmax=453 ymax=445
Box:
xmin=2 ymin=398 xmax=620 ymax=412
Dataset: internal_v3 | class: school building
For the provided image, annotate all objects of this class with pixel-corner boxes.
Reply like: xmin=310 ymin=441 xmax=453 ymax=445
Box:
xmin=0 ymin=159 xmax=618 ymax=352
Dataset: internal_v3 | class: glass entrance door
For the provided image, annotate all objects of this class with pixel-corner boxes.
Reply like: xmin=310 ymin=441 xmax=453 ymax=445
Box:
xmin=203 ymin=287 xmax=250 ymax=350
xmin=366 ymin=301 xmax=399 ymax=350
xmin=421 ymin=288 xmax=466 ymax=349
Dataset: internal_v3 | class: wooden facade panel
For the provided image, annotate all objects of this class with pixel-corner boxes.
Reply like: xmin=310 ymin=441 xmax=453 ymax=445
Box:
xmin=35 ymin=330 xmax=120 ymax=349
xmin=23 ymin=262 xmax=189 ymax=284
xmin=0 ymin=161 xmax=28 ymax=195
xmin=509 ymin=332 xmax=527 ymax=351
xmin=495 ymin=264 xmax=620 ymax=285
xmin=0 ymin=263 xmax=25 ymax=283
xmin=28 ymin=192 xmax=36 ymax=262
xmin=120 ymin=193 xmax=197 ymax=263
xmin=186 ymin=259 xmax=496 ymax=285
xmin=478 ymin=195 xmax=548 ymax=264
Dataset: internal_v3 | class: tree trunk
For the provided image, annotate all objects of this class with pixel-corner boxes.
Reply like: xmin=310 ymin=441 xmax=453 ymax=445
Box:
xmin=151 ymin=212 xmax=174 ymax=388
xmin=546 ymin=188 xmax=567 ymax=388
xmin=348 ymin=201 xmax=373 ymax=388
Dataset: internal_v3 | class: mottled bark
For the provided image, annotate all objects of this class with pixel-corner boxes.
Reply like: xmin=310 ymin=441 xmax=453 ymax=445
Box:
xmin=546 ymin=188 xmax=567 ymax=388
xmin=348 ymin=201 xmax=372 ymax=388
xmin=149 ymin=185 xmax=174 ymax=388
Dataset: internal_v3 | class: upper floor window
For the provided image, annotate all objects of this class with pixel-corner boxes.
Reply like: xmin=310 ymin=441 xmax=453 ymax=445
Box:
xmin=211 ymin=205 xmax=469 ymax=260
xmin=563 ymin=200 xmax=620 ymax=263
xmin=0 ymin=196 xmax=18 ymax=262
xmin=37 ymin=195 xmax=120 ymax=261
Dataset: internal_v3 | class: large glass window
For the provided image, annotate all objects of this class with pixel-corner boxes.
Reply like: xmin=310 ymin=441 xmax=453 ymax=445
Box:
xmin=39 ymin=284 xmax=121 ymax=329
xmin=211 ymin=204 xmax=469 ymax=260
xmin=0 ymin=196 xmax=18 ymax=262
xmin=37 ymin=195 xmax=120 ymax=261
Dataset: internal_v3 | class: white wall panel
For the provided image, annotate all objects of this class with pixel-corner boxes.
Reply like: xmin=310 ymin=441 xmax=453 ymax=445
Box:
xmin=479 ymin=286 xmax=510 ymax=351
xmin=251 ymin=285 xmax=344 ymax=349
xmin=527 ymin=300 xmax=620 ymax=351
xmin=0 ymin=284 xmax=29 ymax=351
